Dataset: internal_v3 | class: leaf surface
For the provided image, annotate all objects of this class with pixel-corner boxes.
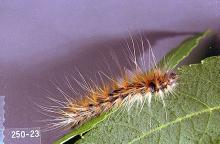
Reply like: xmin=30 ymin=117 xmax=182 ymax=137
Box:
xmin=158 ymin=29 xmax=212 ymax=69
xmin=76 ymin=56 xmax=220 ymax=144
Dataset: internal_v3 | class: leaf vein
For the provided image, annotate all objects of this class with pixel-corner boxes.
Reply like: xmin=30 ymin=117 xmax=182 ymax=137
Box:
xmin=128 ymin=104 xmax=220 ymax=144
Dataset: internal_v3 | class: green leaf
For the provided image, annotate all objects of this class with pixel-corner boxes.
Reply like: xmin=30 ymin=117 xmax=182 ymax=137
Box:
xmin=76 ymin=56 xmax=220 ymax=144
xmin=158 ymin=29 xmax=212 ymax=69
xmin=53 ymin=110 xmax=115 ymax=144
xmin=54 ymin=30 xmax=212 ymax=143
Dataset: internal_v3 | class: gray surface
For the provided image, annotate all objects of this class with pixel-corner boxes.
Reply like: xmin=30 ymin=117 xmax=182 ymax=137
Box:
xmin=0 ymin=96 xmax=4 ymax=143
xmin=0 ymin=0 xmax=220 ymax=143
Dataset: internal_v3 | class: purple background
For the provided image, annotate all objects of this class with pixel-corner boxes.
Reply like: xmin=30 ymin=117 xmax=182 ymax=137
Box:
xmin=0 ymin=0 xmax=220 ymax=143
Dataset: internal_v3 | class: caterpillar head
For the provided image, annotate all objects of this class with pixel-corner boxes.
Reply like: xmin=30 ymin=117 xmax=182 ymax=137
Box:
xmin=167 ymin=72 xmax=177 ymax=86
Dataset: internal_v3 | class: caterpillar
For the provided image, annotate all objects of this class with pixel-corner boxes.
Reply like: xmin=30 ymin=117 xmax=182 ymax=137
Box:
xmin=37 ymin=35 xmax=178 ymax=132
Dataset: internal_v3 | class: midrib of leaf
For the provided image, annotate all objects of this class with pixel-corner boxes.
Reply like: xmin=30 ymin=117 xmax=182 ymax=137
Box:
xmin=129 ymin=104 xmax=220 ymax=144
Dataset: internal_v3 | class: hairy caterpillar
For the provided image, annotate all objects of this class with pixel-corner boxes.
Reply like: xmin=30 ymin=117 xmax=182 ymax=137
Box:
xmin=37 ymin=35 xmax=178 ymax=132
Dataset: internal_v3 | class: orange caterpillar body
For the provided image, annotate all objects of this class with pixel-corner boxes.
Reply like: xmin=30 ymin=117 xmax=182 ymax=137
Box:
xmin=38 ymin=37 xmax=178 ymax=131
xmin=54 ymin=68 xmax=177 ymax=130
